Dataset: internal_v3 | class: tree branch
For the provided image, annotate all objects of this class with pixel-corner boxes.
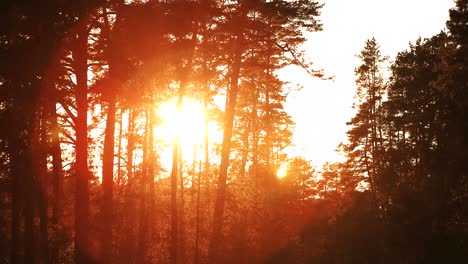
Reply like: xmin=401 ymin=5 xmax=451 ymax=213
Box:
xmin=272 ymin=41 xmax=333 ymax=80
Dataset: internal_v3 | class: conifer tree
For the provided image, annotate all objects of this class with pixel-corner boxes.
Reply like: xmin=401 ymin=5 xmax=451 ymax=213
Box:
xmin=343 ymin=38 xmax=387 ymax=216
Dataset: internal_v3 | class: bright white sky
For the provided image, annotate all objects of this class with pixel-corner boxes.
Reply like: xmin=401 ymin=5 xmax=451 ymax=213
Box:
xmin=281 ymin=0 xmax=455 ymax=168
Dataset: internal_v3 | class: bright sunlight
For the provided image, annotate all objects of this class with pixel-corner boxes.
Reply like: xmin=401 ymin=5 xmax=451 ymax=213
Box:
xmin=156 ymin=98 xmax=222 ymax=170
xmin=158 ymin=98 xmax=205 ymax=146
xmin=276 ymin=163 xmax=288 ymax=179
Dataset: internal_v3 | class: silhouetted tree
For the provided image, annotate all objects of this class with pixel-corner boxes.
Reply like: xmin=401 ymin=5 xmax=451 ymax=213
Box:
xmin=342 ymin=37 xmax=387 ymax=219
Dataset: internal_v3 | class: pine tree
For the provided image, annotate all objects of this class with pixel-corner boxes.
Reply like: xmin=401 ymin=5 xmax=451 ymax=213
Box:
xmin=343 ymin=38 xmax=387 ymax=217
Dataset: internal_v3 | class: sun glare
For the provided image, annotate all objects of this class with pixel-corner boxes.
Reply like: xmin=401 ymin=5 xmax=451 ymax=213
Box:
xmin=277 ymin=163 xmax=288 ymax=179
xmin=158 ymin=99 xmax=205 ymax=146
xmin=156 ymin=98 xmax=223 ymax=171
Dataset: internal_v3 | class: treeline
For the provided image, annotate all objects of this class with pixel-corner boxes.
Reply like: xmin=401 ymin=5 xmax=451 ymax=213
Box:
xmin=315 ymin=1 xmax=468 ymax=262
xmin=0 ymin=0 xmax=324 ymax=264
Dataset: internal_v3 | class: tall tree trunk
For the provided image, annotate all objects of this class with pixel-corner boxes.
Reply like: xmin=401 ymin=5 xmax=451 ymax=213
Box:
xmin=38 ymin=103 xmax=49 ymax=264
xmin=117 ymin=109 xmax=123 ymax=188
xmin=148 ymin=109 xmax=156 ymax=250
xmin=171 ymin=21 xmax=198 ymax=264
xmin=170 ymin=137 xmax=179 ymax=264
xmin=74 ymin=17 xmax=90 ymax=264
xmin=178 ymin=144 xmax=186 ymax=264
xmin=137 ymin=110 xmax=150 ymax=263
xmin=102 ymin=90 xmax=116 ymax=264
xmin=204 ymin=96 xmax=210 ymax=187
xmin=252 ymin=87 xmax=259 ymax=167
xmin=252 ymin=86 xmax=259 ymax=216
xmin=125 ymin=109 xmax=136 ymax=263
xmin=49 ymin=95 xmax=63 ymax=264
xmin=170 ymin=93 xmax=184 ymax=264
xmin=101 ymin=5 xmax=118 ymax=262
xmin=240 ymin=119 xmax=250 ymax=178
xmin=208 ymin=34 xmax=243 ymax=264
xmin=194 ymin=144 xmax=202 ymax=264
xmin=195 ymin=93 xmax=210 ymax=264
xmin=27 ymin=104 xmax=45 ymax=264
xmin=265 ymin=67 xmax=271 ymax=168
xmin=126 ymin=109 xmax=135 ymax=184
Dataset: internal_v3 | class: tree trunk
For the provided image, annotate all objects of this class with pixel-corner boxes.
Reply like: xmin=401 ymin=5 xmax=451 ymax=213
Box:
xmin=194 ymin=145 xmax=202 ymax=264
xmin=117 ymin=109 xmax=123 ymax=188
xmin=265 ymin=67 xmax=271 ymax=168
xmin=126 ymin=109 xmax=135 ymax=184
xmin=74 ymin=17 xmax=90 ymax=264
xmin=148 ymin=109 xmax=156 ymax=251
xmin=240 ymin=119 xmax=250 ymax=178
xmin=49 ymin=95 xmax=63 ymax=264
xmin=101 ymin=4 xmax=118 ymax=262
xmin=171 ymin=21 xmax=198 ymax=264
xmin=137 ymin=110 xmax=150 ymax=263
xmin=125 ymin=109 xmax=136 ymax=263
xmin=203 ymin=84 xmax=211 ymax=210
xmin=102 ymin=90 xmax=116 ymax=264
xmin=170 ymin=137 xmax=179 ymax=264
xmin=178 ymin=144 xmax=186 ymax=264
xmin=38 ymin=104 xmax=49 ymax=264
xmin=252 ymin=86 xmax=259 ymax=170
xmin=208 ymin=34 xmax=243 ymax=264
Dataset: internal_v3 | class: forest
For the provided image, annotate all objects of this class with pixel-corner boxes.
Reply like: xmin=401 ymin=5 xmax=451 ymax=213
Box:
xmin=0 ymin=0 xmax=467 ymax=263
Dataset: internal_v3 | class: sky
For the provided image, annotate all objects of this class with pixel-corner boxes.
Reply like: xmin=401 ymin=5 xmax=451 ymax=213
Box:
xmin=281 ymin=0 xmax=456 ymax=168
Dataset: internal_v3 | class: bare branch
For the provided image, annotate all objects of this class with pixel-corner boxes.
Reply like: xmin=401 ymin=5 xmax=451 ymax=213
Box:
xmin=272 ymin=41 xmax=333 ymax=80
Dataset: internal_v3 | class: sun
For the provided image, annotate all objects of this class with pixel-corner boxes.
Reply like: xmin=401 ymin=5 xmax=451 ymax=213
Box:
xmin=276 ymin=162 xmax=288 ymax=179
xmin=158 ymin=98 xmax=205 ymax=146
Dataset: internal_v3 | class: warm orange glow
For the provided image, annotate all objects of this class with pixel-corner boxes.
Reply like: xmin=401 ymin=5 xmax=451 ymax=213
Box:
xmin=276 ymin=163 xmax=288 ymax=179
xmin=158 ymin=99 xmax=205 ymax=146
xmin=156 ymin=98 xmax=222 ymax=171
